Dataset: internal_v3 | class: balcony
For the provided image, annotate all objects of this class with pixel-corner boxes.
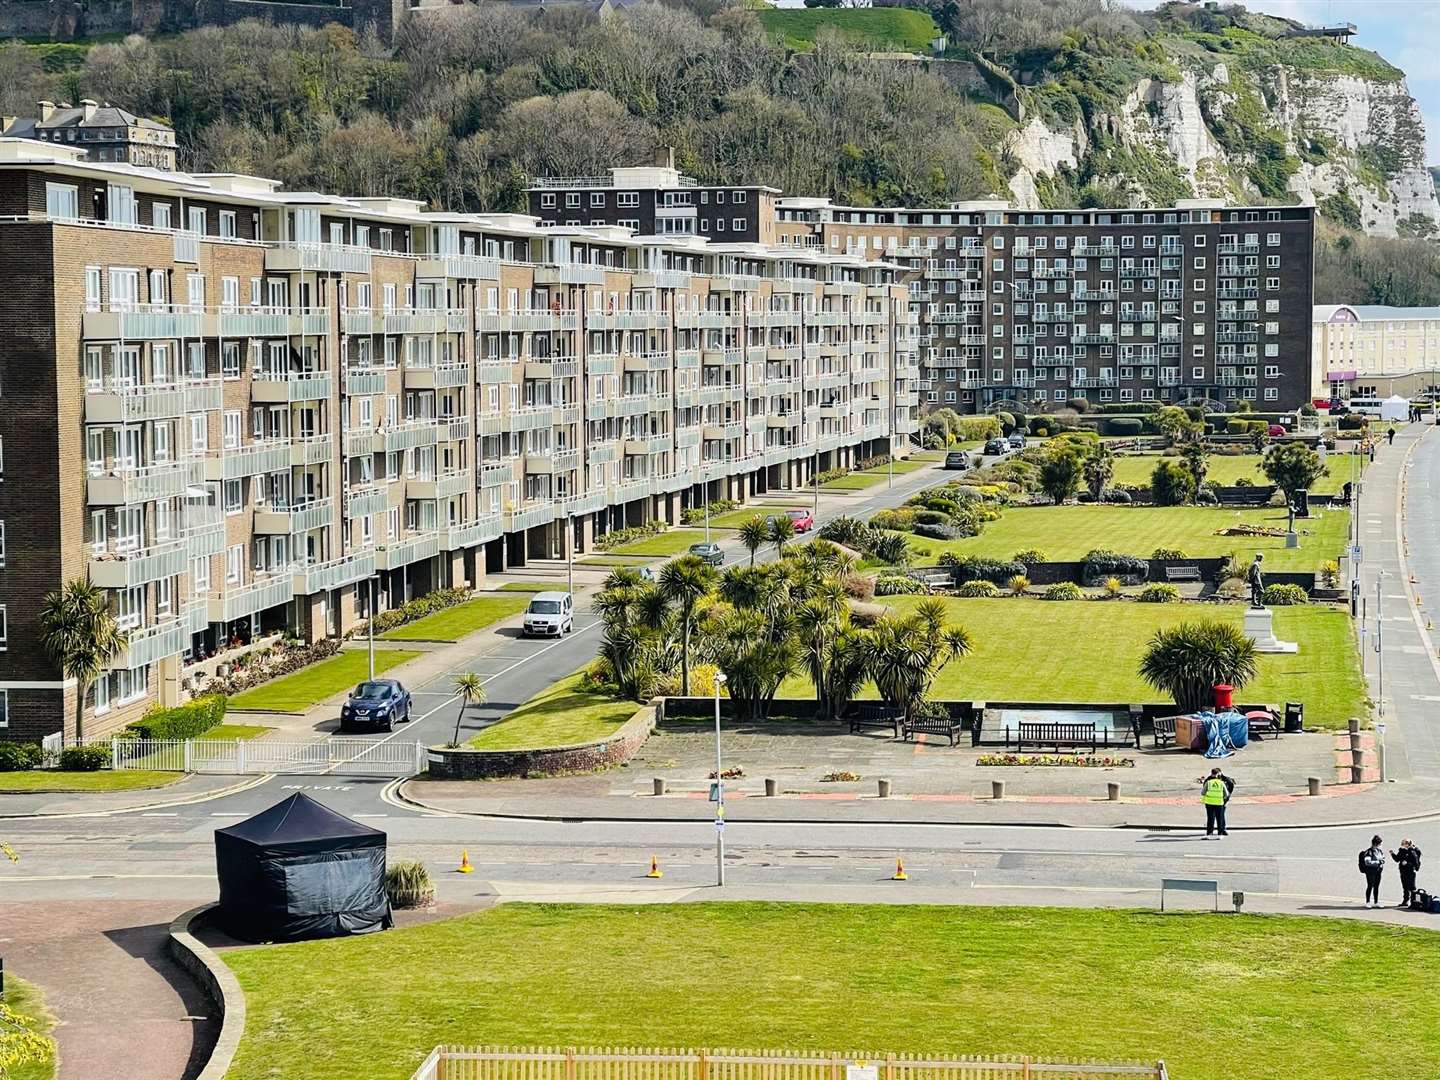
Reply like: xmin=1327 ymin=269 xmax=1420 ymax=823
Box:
xmin=291 ymin=433 xmax=333 ymax=466
xmin=479 ymin=409 xmax=511 ymax=433
xmin=443 ymin=514 xmax=504 ymax=551
xmin=294 ymin=551 xmax=377 ymax=594
xmin=111 ymin=618 xmax=187 ymax=670
xmin=479 ymin=461 xmax=516 ymax=488
xmin=703 ymin=421 xmax=744 ymax=441
xmin=345 ymin=429 xmax=376 ymax=459
xmin=417 ymin=254 xmax=501 ymax=281
xmin=1071 ymin=333 xmax=1117 ymax=346
xmin=680 ymin=310 xmax=734 ymax=330
xmin=613 ymin=395 xmax=650 ymax=417
xmin=587 ymin=442 xmax=618 ymax=465
xmin=1217 ymin=286 xmax=1259 ymax=300
xmin=1216 ymin=374 xmax=1259 ymax=386
xmin=375 ymin=422 xmax=439 ymax=453
xmin=254 ymin=500 xmax=335 ymax=535
xmin=636 ymin=269 xmax=691 ymax=289
xmin=1073 ymin=288 xmax=1116 ymax=302
xmin=609 ymin=477 xmax=651 ymax=503
xmin=85 ymin=382 xmax=187 ymax=423
xmin=89 ymin=539 xmax=189 ymax=589
xmin=184 ymin=506 xmax=226 ymax=559
xmin=523 ymin=453 xmax=554 ymax=474
xmin=477 ymin=360 xmax=516 ymax=384
xmin=408 ymin=472 xmax=471 ymax=500
xmin=252 ymin=371 xmax=333 ymax=403
xmin=711 ymin=274 xmax=762 ymax=292
xmin=1118 ymin=267 xmax=1156 ymax=279
xmin=265 ymin=241 xmax=372 ymax=274
xmin=209 ymin=574 xmax=296 ymax=623
xmin=346 ymin=368 xmax=388 ymax=396
xmin=556 ymin=490 xmax=608 ymax=516
xmin=527 ymin=358 xmax=580 ymax=380
xmin=701 ymin=348 xmax=739 ymax=366
xmin=675 ymin=427 xmax=701 ymax=449
xmin=590 ymin=310 xmax=668 ymax=332
xmin=624 ymin=351 xmax=672 ymax=373
xmin=1218 ymin=242 xmax=1261 ymax=256
xmin=383 ymin=309 xmax=468 ymax=335
xmin=88 ymin=460 xmax=192 ymax=505
xmin=536 ymin=264 xmax=607 ymax=286
xmin=698 ymin=384 xmax=735 ymax=407
xmin=405 ymin=362 xmax=470 ymax=389
xmin=1217 ymin=331 xmax=1259 ymax=344
xmin=219 ymin=307 xmax=329 ymax=338
xmin=376 ymin=531 xmax=442 ymax=570
xmin=503 ymin=503 xmax=556 ymax=532
xmin=475 ymin=309 xmax=581 ymax=333
xmin=82 ymin=305 xmax=204 ymax=341
xmin=443 ymin=416 xmax=471 ymax=443
xmin=344 ymin=486 xmax=388 ymax=518
xmin=207 ymin=440 xmax=292 ymax=480
xmin=1071 ymin=377 xmax=1117 ymax=388
xmin=1030 ymin=267 xmax=1073 ymax=279
xmin=624 ymin=435 xmax=671 ymax=456
xmin=510 ymin=406 xmax=555 ymax=431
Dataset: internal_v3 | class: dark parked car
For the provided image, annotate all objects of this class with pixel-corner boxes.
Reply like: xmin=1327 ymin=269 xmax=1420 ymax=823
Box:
xmin=340 ymin=678 xmax=412 ymax=733
xmin=944 ymin=451 xmax=970 ymax=470
xmin=1007 ymin=432 xmax=1027 ymax=449
xmin=689 ymin=541 xmax=724 ymax=567
xmin=983 ymin=437 xmax=1008 ymax=456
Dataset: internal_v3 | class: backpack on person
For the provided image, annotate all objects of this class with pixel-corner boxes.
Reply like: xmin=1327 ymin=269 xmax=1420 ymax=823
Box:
xmin=1360 ymin=848 xmax=1383 ymax=872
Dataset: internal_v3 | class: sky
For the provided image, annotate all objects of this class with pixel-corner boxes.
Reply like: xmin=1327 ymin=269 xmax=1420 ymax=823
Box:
xmin=1123 ymin=0 xmax=1440 ymax=165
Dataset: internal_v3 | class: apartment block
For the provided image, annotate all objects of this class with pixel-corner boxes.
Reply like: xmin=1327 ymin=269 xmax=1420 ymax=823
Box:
xmin=777 ymin=198 xmax=1316 ymax=413
xmin=0 ymin=139 xmax=917 ymax=742
xmin=1314 ymin=304 xmax=1440 ymax=402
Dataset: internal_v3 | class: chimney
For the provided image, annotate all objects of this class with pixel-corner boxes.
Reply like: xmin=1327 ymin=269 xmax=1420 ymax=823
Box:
xmin=38 ymin=100 xmax=55 ymax=122
xmin=654 ymin=145 xmax=675 ymax=170
xmin=81 ymin=99 xmax=98 ymax=122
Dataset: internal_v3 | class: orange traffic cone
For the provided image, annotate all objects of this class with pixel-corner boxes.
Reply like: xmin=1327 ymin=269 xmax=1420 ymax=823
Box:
xmin=646 ymin=855 xmax=663 ymax=879
xmin=457 ymin=850 xmax=474 ymax=874
xmin=892 ymin=858 xmax=908 ymax=881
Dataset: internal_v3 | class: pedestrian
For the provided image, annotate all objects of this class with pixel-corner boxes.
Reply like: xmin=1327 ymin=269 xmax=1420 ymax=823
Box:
xmin=1359 ymin=835 xmax=1386 ymax=907
xmin=1199 ymin=767 xmax=1233 ymax=836
xmin=1391 ymin=839 xmax=1422 ymax=908
xmin=1387 ymin=426 xmax=1396 ymax=445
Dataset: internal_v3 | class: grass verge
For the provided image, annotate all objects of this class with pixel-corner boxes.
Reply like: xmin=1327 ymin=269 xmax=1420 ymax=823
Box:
xmin=228 ymin=650 xmax=422 ymax=713
xmin=465 ymin=672 xmax=639 ymax=751
xmin=495 ymin=582 xmax=559 ymax=592
xmin=757 ymin=9 xmax=939 ymax=52
xmin=1111 ymin=453 xmax=1349 ymax=494
xmin=6 ymin=975 xmax=57 ymax=1080
xmin=221 ymin=903 xmax=1440 ymax=1080
xmin=380 ymin=595 xmax=529 ymax=642
xmin=597 ymin=529 xmax=712 ymax=558
xmin=0 ymin=770 xmax=183 ymax=793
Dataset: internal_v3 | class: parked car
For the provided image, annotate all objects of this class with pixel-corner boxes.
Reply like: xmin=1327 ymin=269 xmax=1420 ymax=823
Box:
xmin=983 ymin=437 xmax=1008 ymax=456
xmin=943 ymin=451 xmax=970 ymax=470
xmin=340 ymin=678 xmax=412 ymax=733
xmin=522 ymin=591 xmax=573 ymax=637
xmin=1267 ymin=424 xmax=1286 ymax=437
xmin=785 ymin=508 xmax=815 ymax=532
xmin=689 ymin=541 xmax=725 ymax=567
xmin=1007 ymin=432 xmax=1027 ymax=449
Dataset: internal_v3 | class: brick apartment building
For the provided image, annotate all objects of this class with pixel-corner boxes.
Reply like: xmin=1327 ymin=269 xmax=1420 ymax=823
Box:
xmin=0 ymin=138 xmax=917 ymax=742
xmin=774 ymin=197 xmax=1317 ymax=414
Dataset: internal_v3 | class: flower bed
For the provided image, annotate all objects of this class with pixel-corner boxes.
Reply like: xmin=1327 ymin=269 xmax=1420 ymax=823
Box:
xmin=976 ymin=754 xmax=1135 ymax=768
xmin=595 ymin=521 xmax=666 ymax=551
xmin=208 ymin=638 xmax=341 ymax=696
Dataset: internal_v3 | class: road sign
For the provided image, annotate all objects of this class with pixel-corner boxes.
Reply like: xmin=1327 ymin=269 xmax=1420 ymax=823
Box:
xmin=714 ymin=817 xmax=726 ymax=832
xmin=708 ymin=783 xmax=720 ymax=802
xmin=1376 ymin=722 xmax=1388 ymax=736
xmin=847 ymin=1067 xmax=877 ymax=1080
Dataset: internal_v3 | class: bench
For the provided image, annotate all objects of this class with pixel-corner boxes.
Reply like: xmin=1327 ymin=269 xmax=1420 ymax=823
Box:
xmin=1162 ymin=565 xmax=1202 ymax=584
xmin=903 ymin=711 xmax=965 ymax=746
xmin=912 ymin=568 xmax=952 ymax=591
xmin=1161 ymin=877 xmax=1220 ymax=912
xmin=1151 ymin=715 xmax=1178 ymax=749
xmin=1015 ymin=721 xmax=1098 ymax=753
xmin=846 ymin=703 xmax=904 ymax=738
xmin=1245 ymin=709 xmax=1282 ymax=741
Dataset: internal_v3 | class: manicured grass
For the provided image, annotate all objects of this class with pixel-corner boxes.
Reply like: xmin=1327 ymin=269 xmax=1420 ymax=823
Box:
xmin=228 ymin=649 xmax=422 ymax=713
xmin=465 ymin=672 xmax=639 ymax=751
xmin=496 ymin=582 xmax=559 ymax=593
xmin=6 ymin=975 xmax=56 ymax=1080
xmin=599 ymin=528 xmax=712 ymax=558
xmin=380 ymin=595 xmax=529 ymax=642
xmin=1111 ymin=453 xmax=1351 ymax=494
xmin=785 ymin=597 xmax=1363 ymax=729
xmin=221 ymin=903 xmax=1440 ymax=1080
xmin=900 ymin=505 xmax=1349 ymax=572
xmin=204 ymin=724 xmax=273 ymax=741
xmin=578 ymin=555 xmax=654 ymax=567
xmin=708 ymin=506 xmax=805 ymax=529
xmin=0 ymin=770 xmax=183 ymax=793
xmin=758 ymin=8 xmax=939 ymax=52
xmin=821 ymin=458 xmax=932 ymax=492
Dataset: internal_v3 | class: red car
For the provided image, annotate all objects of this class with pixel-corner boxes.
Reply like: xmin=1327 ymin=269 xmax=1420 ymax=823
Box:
xmin=785 ymin=508 xmax=814 ymax=532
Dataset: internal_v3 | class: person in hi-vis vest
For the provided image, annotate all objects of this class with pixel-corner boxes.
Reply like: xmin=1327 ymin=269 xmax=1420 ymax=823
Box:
xmin=1199 ymin=767 xmax=1234 ymax=836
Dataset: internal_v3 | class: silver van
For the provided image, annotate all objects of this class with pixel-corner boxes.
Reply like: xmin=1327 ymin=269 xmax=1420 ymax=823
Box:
xmin=523 ymin=591 xmax=573 ymax=637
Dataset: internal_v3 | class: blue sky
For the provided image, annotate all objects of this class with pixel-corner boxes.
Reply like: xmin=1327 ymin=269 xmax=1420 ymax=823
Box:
xmin=1126 ymin=0 xmax=1440 ymax=164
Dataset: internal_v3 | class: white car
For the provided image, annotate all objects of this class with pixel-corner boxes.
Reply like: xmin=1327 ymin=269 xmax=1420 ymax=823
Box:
xmin=523 ymin=592 xmax=573 ymax=637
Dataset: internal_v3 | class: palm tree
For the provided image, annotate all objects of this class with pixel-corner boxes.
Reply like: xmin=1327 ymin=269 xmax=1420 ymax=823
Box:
xmin=1083 ymin=443 xmax=1115 ymax=500
xmin=865 ymin=598 xmax=972 ymax=725
xmin=1180 ymin=441 xmax=1209 ymax=491
xmin=449 ymin=672 xmax=487 ymax=747
xmin=767 ymin=514 xmax=796 ymax=557
xmin=38 ymin=579 xmax=128 ymax=745
xmin=1139 ymin=620 xmax=1258 ymax=714
xmin=795 ymin=584 xmax=869 ymax=721
xmin=659 ymin=554 xmax=717 ymax=695
xmin=738 ymin=515 xmax=769 ymax=567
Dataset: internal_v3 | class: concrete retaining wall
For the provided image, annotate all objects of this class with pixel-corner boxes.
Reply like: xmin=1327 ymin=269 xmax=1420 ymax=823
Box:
xmin=167 ymin=904 xmax=245 ymax=1080
xmin=425 ymin=702 xmax=656 ymax=779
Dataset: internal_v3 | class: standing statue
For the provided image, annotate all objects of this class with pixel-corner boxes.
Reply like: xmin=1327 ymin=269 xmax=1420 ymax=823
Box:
xmin=1247 ymin=553 xmax=1266 ymax=609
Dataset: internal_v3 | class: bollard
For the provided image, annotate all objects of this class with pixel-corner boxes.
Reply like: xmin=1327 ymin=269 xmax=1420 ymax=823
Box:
xmin=877 ymin=778 xmax=891 ymax=799
xmin=991 ymin=779 xmax=1005 ymax=800
xmin=1107 ymin=781 xmax=1121 ymax=802
xmin=653 ymin=777 xmax=667 ymax=796
xmin=764 ymin=777 xmax=778 ymax=797
xmin=1308 ymin=776 xmax=1322 ymax=796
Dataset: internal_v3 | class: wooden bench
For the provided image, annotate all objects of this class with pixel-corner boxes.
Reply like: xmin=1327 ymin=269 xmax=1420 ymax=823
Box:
xmin=903 ymin=711 xmax=964 ymax=746
xmin=1151 ymin=715 xmax=1178 ymax=748
xmin=1015 ymin=721 xmax=1098 ymax=753
xmin=912 ymin=568 xmax=952 ymax=590
xmin=846 ymin=704 xmax=903 ymax=738
xmin=1162 ymin=565 xmax=1202 ymax=584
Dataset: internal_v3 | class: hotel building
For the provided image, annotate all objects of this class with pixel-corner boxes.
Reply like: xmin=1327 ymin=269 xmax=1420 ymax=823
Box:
xmin=1313 ymin=304 xmax=1440 ymax=403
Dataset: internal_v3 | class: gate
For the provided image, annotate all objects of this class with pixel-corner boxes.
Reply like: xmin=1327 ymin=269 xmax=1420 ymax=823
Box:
xmin=103 ymin=736 xmax=426 ymax=776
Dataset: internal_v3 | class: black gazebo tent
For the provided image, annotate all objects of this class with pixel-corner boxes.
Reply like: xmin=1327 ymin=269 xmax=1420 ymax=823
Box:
xmin=214 ymin=793 xmax=393 ymax=942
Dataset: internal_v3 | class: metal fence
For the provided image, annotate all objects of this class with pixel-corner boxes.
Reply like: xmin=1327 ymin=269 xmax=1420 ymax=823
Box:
xmin=96 ymin=736 xmax=426 ymax=776
xmin=409 ymin=1047 xmax=1168 ymax=1080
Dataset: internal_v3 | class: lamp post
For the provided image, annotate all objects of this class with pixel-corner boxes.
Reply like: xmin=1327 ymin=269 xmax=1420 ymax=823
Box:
xmin=703 ymin=481 xmax=710 ymax=545
xmin=1375 ymin=571 xmax=1385 ymax=717
xmin=565 ymin=512 xmax=574 ymax=600
xmin=367 ymin=576 xmax=378 ymax=680
xmin=713 ymin=670 xmax=727 ymax=887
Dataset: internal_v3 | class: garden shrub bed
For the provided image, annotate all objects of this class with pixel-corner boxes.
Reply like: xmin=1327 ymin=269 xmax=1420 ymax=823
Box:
xmin=976 ymin=754 xmax=1135 ymax=768
xmin=208 ymin=638 xmax=342 ymax=697
xmin=126 ymin=695 xmax=227 ymax=740
xmin=595 ymin=521 xmax=666 ymax=552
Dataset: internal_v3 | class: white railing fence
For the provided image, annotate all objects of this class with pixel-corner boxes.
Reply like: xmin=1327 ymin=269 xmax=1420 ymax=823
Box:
xmin=84 ymin=736 xmax=427 ymax=776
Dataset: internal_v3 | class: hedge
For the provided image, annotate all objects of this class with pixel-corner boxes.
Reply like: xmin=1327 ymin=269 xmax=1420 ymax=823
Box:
xmin=1043 ymin=582 xmax=1084 ymax=601
xmin=126 ymin=695 xmax=227 ymax=740
xmin=1263 ymin=583 xmax=1309 ymax=606
xmin=938 ymin=554 xmax=1025 ymax=583
xmin=595 ymin=521 xmax=665 ymax=552
xmin=1082 ymin=549 xmax=1149 ymax=579
xmin=0 ymin=743 xmax=42 ymax=771
xmin=1137 ymin=583 xmax=1182 ymax=603
xmin=60 ymin=745 xmax=111 ymax=771
xmin=1107 ymin=417 xmax=1143 ymax=435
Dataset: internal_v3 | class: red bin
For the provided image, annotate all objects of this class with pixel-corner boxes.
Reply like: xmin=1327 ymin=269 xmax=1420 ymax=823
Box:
xmin=1213 ymin=683 xmax=1234 ymax=710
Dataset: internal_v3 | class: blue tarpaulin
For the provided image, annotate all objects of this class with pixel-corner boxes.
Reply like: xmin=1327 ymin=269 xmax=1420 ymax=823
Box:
xmin=1187 ymin=710 xmax=1245 ymax=758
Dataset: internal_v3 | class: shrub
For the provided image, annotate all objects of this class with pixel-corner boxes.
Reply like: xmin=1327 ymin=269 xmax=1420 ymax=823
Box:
xmin=385 ymin=859 xmax=435 ymax=909
xmin=1106 ymin=417 xmax=1143 ymax=436
xmin=1195 ymin=489 xmax=1219 ymax=506
xmin=956 ymin=416 xmax=1002 ymax=442
xmin=870 ymin=507 xmax=917 ymax=532
xmin=945 ymin=556 xmax=1025 ymax=584
xmin=912 ymin=509 xmax=952 ymax=527
xmin=1043 ymin=582 xmax=1084 ymax=601
xmin=841 ymin=573 xmax=876 ymax=601
xmin=818 ymin=516 xmax=867 ymax=547
xmin=595 ymin=521 xmax=665 ymax=552
xmin=1139 ymin=620 xmax=1258 ymax=712
xmin=913 ymin=522 xmax=963 ymax=541
xmin=1103 ymin=576 xmax=1124 ymax=598
xmin=1320 ymin=560 xmax=1341 ymax=589
xmin=1225 ymin=417 xmax=1249 ymax=435
xmin=817 ymin=467 xmax=849 ymax=484
xmin=1007 ymin=574 xmax=1030 ymax=596
xmin=210 ymin=637 xmax=341 ymax=696
xmin=680 ymin=498 xmax=739 ymax=525
xmin=1338 ymin=413 xmax=1367 ymax=431
xmin=0 ymin=742 xmax=42 ymax=772
xmin=127 ymin=695 xmax=227 ymax=740
xmin=1082 ymin=550 xmax=1149 ymax=580
xmin=856 ymin=454 xmax=892 ymax=471
xmin=1263 ymin=583 xmax=1309 ymax=606
xmin=956 ymin=580 xmax=1001 ymax=598
xmin=59 ymin=745 xmax=111 ymax=772
xmin=578 ymin=657 xmax=615 ymax=694
xmin=866 ymin=532 xmax=912 ymax=567
xmin=875 ymin=573 xmax=927 ymax=596
xmin=364 ymin=587 xmax=472 ymax=635
xmin=1151 ymin=548 xmax=1187 ymax=561
xmin=1151 ymin=459 xmax=1196 ymax=506
xmin=1099 ymin=488 xmax=1133 ymax=504
xmin=1011 ymin=549 xmax=1048 ymax=565
xmin=1138 ymin=583 xmax=1182 ymax=603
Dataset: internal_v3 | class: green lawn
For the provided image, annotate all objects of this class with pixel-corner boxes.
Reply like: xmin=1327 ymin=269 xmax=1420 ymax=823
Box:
xmin=495 ymin=582 xmax=559 ymax=593
xmin=206 ymin=724 xmax=273 ymax=741
xmin=821 ymin=458 xmax=932 ymax=492
xmin=599 ymin=528 xmax=712 ymax=558
xmin=221 ymin=903 xmax=1440 ymax=1080
xmin=380 ymin=595 xmax=529 ymax=642
xmin=757 ymin=8 xmax=939 ymax=52
xmin=465 ymin=672 xmax=640 ymax=751
xmin=1111 ymin=453 xmax=1353 ymax=494
xmin=228 ymin=649 xmax=422 ymax=713
xmin=0 ymin=769 xmax=184 ymax=793
xmin=7 ymin=975 xmax=56 ymax=1080
xmin=577 ymin=555 xmax=655 ymax=567
xmin=787 ymin=597 xmax=1363 ymax=729
xmin=708 ymin=506 xmax=805 ymax=529
xmin=900 ymin=505 xmax=1349 ymax=572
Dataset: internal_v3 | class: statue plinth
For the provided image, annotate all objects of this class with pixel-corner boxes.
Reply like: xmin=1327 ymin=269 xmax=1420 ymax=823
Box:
xmin=1244 ymin=606 xmax=1298 ymax=654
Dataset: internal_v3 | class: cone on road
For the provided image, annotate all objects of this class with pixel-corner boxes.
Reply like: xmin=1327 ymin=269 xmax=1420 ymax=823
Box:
xmin=892 ymin=858 xmax=908 ymax=881
xmin=646 ymin=854 xmax=663 ymax=879
xmin=457 ymin=850 xmax=474 ymax=874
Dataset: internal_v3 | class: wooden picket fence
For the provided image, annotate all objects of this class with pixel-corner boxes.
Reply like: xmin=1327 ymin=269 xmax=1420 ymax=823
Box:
xmin=408 ymin=1046 xmax=1168 ymax=1080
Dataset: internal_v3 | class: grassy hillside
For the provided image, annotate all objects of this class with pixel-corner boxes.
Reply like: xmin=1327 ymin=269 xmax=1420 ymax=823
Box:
xmin=757 ymin=8 xmax=939 ymax=53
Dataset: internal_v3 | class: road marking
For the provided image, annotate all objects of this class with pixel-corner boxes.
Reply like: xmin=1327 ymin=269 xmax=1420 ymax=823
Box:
xmin=354 ymin=813 xmax=388 ymax=819
xmin=210 ymin=812 xmax=246 ymax=817
xmin=140 ymin=812 xmax=178 ymax=817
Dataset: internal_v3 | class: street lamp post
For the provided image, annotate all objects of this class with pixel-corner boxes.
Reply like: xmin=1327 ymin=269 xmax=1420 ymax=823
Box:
xmin=713 ymin=671 xmax=727 ymax=887
xmin=565 ymin=513 xmax=574 ymax=600
xmin=703 ymin=481 xmax=710 ymax=545
xmin=367 ymin=576 xmax=378 ymax=680
xmin=1375 ymin=572 xmax=1385 ymax=717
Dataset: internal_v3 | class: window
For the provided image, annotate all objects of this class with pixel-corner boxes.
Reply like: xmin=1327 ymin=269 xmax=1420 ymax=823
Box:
xmin=224 ymin=479 xmax=242 ymax=513
xmin=226 ymin=545 xmax=244 ymax=585
xmin=92 ymin=676 xmax=109 ymax=716
xmin=590 ymin=192 xmax=605 ymax=208
xmin=618 ymin=192 xmax=639 ymax=208
xmin=45 ymin=182 xmax=78 ymax=219
xmin=1264 ymin=387 xmax=1278 ymax=400
xmin=220 ymin=210 xmax=236 ymax=239
xmin=733 ymin=191 xmax=747 ymax=204
xmin=540 ymin=193 xmax=556 ymax=209
xmin=565 ymin=192 xmax=580 ymax=207
xmin=152 ymin=202 xmax=171 ymax=231
xmin=732 ymin=218 xmax=745 ymax=232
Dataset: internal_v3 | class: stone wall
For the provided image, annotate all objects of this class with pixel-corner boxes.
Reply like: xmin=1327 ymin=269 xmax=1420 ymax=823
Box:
xmin=425 ymin=703 xmax=656 ymax=779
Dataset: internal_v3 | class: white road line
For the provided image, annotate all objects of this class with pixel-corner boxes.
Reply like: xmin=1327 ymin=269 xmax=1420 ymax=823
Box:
xmin=140 ymin=812 xmax=179 ymax=817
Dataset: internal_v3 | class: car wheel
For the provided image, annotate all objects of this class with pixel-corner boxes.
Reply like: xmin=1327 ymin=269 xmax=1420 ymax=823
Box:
xmin=383 ymin=720 xmax=393 ymax=732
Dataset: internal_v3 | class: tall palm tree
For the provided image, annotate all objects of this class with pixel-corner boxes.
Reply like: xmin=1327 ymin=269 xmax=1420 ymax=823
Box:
xmin=1139 ymin=620 xmax=1258 ymax=713
xmin=795 ymin=583 xmax=869 ymax=721
xmin=659 ymin=554 xmax=717 ymax=695
xmin=767 ymin=514 xmax=796 ymax=558
xmin=738 ymin=515 xmax=769 ymax=567
xmin=449 ymin=672 xmax=487 ymax=747
xmin=865 ymin=598 xmax=972 ymax=725
xmin=38 ymin=579 xmax=128 ymax=744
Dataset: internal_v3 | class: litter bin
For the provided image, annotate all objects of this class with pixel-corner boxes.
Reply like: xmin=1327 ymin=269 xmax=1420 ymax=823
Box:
xmin=1285 ymin=701 xmax=1304 ymax=733
xmin=1213 ymin=683 xmax=1234 ymax=710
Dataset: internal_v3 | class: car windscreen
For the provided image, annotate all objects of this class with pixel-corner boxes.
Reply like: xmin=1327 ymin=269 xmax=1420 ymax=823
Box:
xmin=355 ymin=682 xmax=393 ymax=700
xmin=529 ymin=601 xmax=562 ymax=614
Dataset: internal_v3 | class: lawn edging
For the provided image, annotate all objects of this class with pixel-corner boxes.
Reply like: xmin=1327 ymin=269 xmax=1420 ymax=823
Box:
xmin=168 ymin=903 xmax=246 ymax=1080
xmin=426 ymin=701 xmax=657 ymax=779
